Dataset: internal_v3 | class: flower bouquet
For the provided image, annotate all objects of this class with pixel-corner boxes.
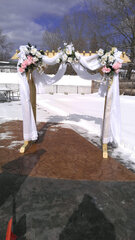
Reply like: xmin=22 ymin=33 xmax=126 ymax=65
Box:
xmin=98 ymin=48 xmax=122 ymax=77
xmin=57 ymin=43 xmax=80 ymax=64
xmin=18 ymin=43 xmax=45 ymax=74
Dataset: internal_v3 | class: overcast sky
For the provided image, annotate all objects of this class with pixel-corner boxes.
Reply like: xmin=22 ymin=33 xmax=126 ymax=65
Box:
xmin=0 ymin=0 xmax=87 ymax=52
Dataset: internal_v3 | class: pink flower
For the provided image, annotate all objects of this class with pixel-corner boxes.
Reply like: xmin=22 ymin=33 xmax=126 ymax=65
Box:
xmin=19 ymin=67 xmax=25 ymax=73
xmin=27 ymin=59 xmax=33 ymax=65
xmin=101 ymin=66 xmax=111 ymax=73
xmin=27 ymin=55 xmax=33 ymax=60
xmin=112 ymin=62 xmax=122 ymax=70
xmin=27 ymin=55 xmax=35 ymax=65
xmin=21 ymin=60 xmax=28 ymax=69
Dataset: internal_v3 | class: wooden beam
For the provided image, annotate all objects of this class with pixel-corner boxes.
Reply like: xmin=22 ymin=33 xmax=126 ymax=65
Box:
xmin=120 ymin=52 xmax=130 ymax=63
xmin=11 ymin=50 xmax=131 ymax=63
xmin=11 ymin=50 xmax=19 ymax=60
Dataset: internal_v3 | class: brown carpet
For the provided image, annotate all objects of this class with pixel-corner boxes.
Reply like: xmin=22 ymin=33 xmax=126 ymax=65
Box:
xmin=0 ymin=120 xmax=135 ymax=181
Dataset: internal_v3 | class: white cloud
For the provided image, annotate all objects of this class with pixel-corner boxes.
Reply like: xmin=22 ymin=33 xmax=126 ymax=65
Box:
xmin=0 ymin=0 xmax=82 ymax=17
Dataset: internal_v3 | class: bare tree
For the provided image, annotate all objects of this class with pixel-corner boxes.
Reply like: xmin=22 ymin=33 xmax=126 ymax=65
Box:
xmin=59 ymin=12 xmax=90 ymax=51
xmin=42 ymin=11 xmax=94 ymax=53
xmin=84 ymin=0 xmax=135 ymax=81
xmin=89 ymin=33 xmax=99 ymax=52
xmin=42 ymin=11 xmax=95 ymax=74
xmin=0 ymin=29 xmax=13 ymax=61
xmin=42 ymin=30 xmax=62 ymax=51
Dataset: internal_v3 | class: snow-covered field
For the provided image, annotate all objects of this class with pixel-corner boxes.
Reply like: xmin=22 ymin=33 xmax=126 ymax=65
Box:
xmin=0 ymin=73 xmax=135 ymax=171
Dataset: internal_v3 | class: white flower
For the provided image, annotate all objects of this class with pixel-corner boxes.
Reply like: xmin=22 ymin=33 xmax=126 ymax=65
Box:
xmin=64 ymin=42 xmax=67 ymax=46
xmin=31 ymin=48 xmax=37 ymax=55
xmin=98 ymin=48 xmax=104 ymax=56
xmin=36 ymin=51 xmax=42 ymax=58
xmin=56 ymin=58 xmax=60 ymax=63
xmin=105 ymin=52 xmax=111 ymax=58
xmin=101 ymin=55 xmax=108 ymax=61
xmin=33 ymin=57 xmax=39 ymax=62
xmin=66 ymin=49 xmax=72 ymax=55
xmin=75 ymin=52 xmax=80 ymax=60
xmin=62 ymin=54 xmax=68 ymax=62
xmin=67 ymin=57 xmax=72 ymax=63
xmin=101 ymin=60 xmax=106 ymax=66
xmin=108 ymin=55 xmax=115 ymax=63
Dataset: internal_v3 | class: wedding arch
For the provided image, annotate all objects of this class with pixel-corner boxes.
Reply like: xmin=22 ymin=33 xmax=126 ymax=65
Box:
xmin=12 ymin=43 xmax=130 ymax=158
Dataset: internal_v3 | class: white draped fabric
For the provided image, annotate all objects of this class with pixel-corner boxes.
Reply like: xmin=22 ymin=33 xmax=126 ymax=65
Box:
xmin=72 ymin=63 xmax=101 ymax=80
xmin=33 ymin=62 xmax=102 ymax=94
xmin=79 ymin=54 xmax=102 ymax=71
xmin=42 ymin=53 xmax=62 ymax=65
xmin=18 ymin=45 xmax=122 ymax=146
xmin=110 ymin=74 xmax=121 ymax=144
xmin=18 ymin=72 xmax=38 ymax=141
xmin=102 ymin=74 xmax=121 ymax=144
xmin=33 ymin=63 xmax=67 ymax=93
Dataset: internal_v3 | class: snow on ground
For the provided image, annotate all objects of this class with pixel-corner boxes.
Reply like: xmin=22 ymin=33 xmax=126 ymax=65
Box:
xmin=37 ymin=93 xmax=104 ymax=136
xmin=0 ymin=72 xmax=135 ymax=171
xmin=37 ymin=93 xmax=135 ymax=148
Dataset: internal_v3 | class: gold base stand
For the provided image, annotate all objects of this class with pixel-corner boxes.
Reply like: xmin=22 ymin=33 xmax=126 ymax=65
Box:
xmin=20 ymin=141 xmax=31 ymax=153
xmin=103 ymin=144 xmax=108 ymax=159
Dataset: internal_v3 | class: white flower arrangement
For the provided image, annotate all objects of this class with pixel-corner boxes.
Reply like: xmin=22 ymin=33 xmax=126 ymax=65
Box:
xmin=58 ymin=43 xmax=80 ymax=64
xmin=98 ymin=47 xmax=122 ymax=76
xmin=18 ymin=43 xmax=45 ymax=74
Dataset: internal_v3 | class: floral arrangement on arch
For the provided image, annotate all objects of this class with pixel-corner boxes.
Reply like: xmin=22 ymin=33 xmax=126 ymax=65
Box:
xmin=18 ymin=43 xmax=45 ymax=74
xmin=98 ymin=47 xmax=122 ymax=76
xmin=57 ymin=43 xmax=80 ymax=64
